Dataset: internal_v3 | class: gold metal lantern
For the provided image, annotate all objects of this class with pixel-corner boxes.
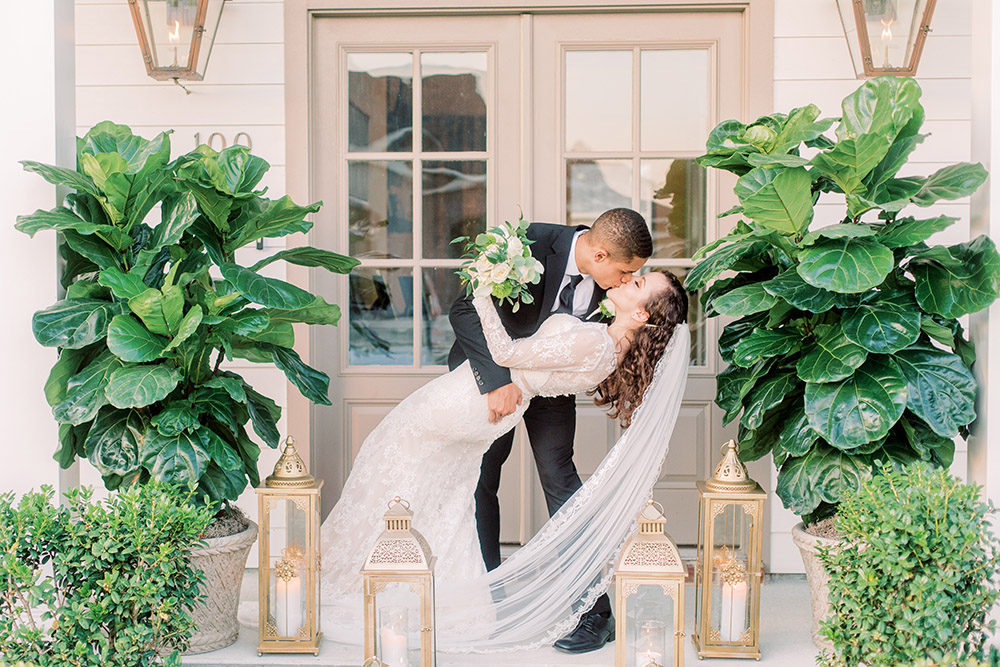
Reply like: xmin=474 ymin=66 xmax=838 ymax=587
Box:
xmin=692 ymin=440 xmax=765 ymax=660
xmin=361 ymin=497 xmax=436 ymax=667
xmin=127 ymin=0 xmax=227 ymax=83
xmin=255 ymin=436 xmax=323 ymax=656
xmin=614 ymin=500 xmax=686 ymax=667
xmin=836 ymin=0 xmax=938 ymax=78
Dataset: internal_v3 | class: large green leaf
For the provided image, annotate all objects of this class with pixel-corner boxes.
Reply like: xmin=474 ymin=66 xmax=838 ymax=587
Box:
xmin=810 ymin=134 xmax=891 ymax=195
xmin=716 ymin=360 xmax=772 ymax=425
xmin=805 ymin=355 xmax=907 ymax=448
xmin=237 ymin=320 xmax=295 ymax=347
xmin=228 ymin=195 xmax=321 ymax=251
xmin=911 ymin=163 xmax=988 ymax=207
xmin=894 ymin=343 xmax=976 ymax=437
xmin=711 ymin=282 xmax=779 ymax=317
xmin=201 ymin=426 xmax=243 ymax=472
xmin=898 ymin=414 xmax=955 ymax=466
xmin=106 ymin=314 xmax=169 ymax=362
xmin=837 ymin=76 xmax=921 ymax=142
xmin=910 ymin=235 xmax=1000 ymax=318
xmin=875 ymin=215 xmax=956 ymax=249
xmin=197 ymin=462 xmax=249 ymax=504
xmin=244 ymin=383 xmax=281 ymax=448
xmin=15 ymin=207 xmax=132 ymax=250
xmin=731 ymin=329 xmax=799 ymax=368
xmin=734 ymin=167 xmax=813 ymax=235
xmin=83 ymin=406 xmax=145 ymax=476
xmin=262 ymin=297 xmax=342 ymax=326
xmin=841 ymin=303 xmax=921 ymax=354
xmin=800 ymin=223 xmax=875 ymax=247
xmin=55 ymin=423 xmax=87 ymax=469
xmin=151 ymin=401 xmax=201 ymax=436
xmin=62 ymin=229 xmax=123 ymax=270
xmin=99 ymin=267 xmax=149 ymax=300
xmin=737 ymin=398 xmax=791 ymax=462
xmin=269 ymin=345 xmax=332 ymax=406
xmin=215 ymin=309 xmax=270 ymax=336
xmin=686 ymin=239 xmax=769 ymax=291
xmin=796 ymin=237 xmax=894 ymax=293
xmin=202 ymin=374 xmax=247 ymax=403
xmin=80 ymin=152 xmax=130 ymax=224
xmin=193 ymin=388 xmax=242 ymax=434
xmin=741 ymin=370 xmax=799 ymax=431
xmin=796 ymin=327 xmax=868 ymax=383
xmin=44 ymin=347 xmax=91 ymax=407
xmin=52 ymin=351 xmax=123 ymax=425
xmin=249 ymin=246 xmax=360 ymax=274
xmin=187 ymin=183 xmax=234 ymax=232
xmin=141 ymin=427 xmax=211 ymax=485
xmin=32 ymin=299 xmax=122 ymax=349
xmin=128 ymin=286 xmax=184 ymax=337
xmin=79 ymin=121 xmax=171 ymax=175
xmin=163 ymin=306 xmax=203 ymax=353
xmin=776 ymin=399 xmax=821 ymax=465
xmin=148 ymin=193 xmax=199 ymax=251
xmin=762 ymin=270 xmax=843 ymax=314
xmin=20 ymin=160 xmax=100 ymax=197
xmin=776 ymin=443 xmax=869 ymax=516
xmin=105 ymin=363 xmax=183 ymax=409
xmin=220 ymin=263 xmax=317 ymax=309
xmin=865 ymin=132 xmax=925 ymax=193
xmin=235 ymin=426 xmax=262 ymax=485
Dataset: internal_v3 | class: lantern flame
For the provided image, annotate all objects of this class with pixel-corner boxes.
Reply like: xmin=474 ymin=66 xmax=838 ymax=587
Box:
xmin=880 ymin=18 xmax=894 ymax=41
xmin=168 ymin=20 xmax=181 ymax=42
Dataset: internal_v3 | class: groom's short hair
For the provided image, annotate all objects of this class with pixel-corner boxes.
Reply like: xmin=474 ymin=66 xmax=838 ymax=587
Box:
xmin=590 ymin=208 xmax=653 ymax=261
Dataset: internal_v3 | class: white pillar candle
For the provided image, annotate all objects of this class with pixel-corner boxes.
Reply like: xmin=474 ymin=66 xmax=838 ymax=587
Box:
xmin=635 ymin=650 xmax=663 ymax=666
xmin=275 ymin=575 xmax=303 ymax=636
xmin=379 ymin=626 xmax=409 ymax=666
xmin=720 ymin=578 xmax=748 ymax=642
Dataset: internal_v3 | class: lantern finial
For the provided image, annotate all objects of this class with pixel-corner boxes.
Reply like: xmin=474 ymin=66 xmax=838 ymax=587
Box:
xmin=265 ymin=436 xmax=316 ymax=488
xmin=704 ymin=440 xmax=758 ymax=493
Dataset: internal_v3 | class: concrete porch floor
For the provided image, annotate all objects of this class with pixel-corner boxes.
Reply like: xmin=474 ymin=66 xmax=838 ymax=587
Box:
xmin=182 ymin=575 xmax=816 ymax=667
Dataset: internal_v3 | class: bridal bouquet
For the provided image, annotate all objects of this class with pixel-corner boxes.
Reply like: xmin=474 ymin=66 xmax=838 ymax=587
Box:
xmin=454 ymin=216 xmax=544 ymax=312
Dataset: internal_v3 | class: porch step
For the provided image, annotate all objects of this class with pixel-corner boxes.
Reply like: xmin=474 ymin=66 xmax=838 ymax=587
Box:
xmin=182 ymin=576 xmax=815 ymax=667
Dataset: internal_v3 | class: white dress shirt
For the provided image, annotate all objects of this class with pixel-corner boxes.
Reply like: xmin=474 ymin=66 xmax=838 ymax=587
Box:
xmin=551 ymin=230 xmax=595 ymax=317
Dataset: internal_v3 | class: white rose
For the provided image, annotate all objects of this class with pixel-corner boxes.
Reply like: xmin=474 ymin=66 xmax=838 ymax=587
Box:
xmin=516 ymin=264 xmax=533 ymax=281
xmin=491 ymin=263 xmax=512 ymax=282
xmin=474 ymin=256 xmax=492 ymax=275
xmin=507 ymin=237 xmax=523 ymax=256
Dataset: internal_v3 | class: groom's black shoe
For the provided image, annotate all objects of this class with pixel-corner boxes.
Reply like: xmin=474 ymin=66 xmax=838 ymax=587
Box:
xmin=553 ymin=612 xmax=615 ymax=653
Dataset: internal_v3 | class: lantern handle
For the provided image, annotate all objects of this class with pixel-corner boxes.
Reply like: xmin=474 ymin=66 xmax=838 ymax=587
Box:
xmin=644 ymin=498 xmax=665 ymax=515
xmin=721 ymin=439 xmax=739 ymax=457
xmin=388 ymin=496 xmax=411 ymax=510
xmin=362 ymin=658 xmax=386 ymax=667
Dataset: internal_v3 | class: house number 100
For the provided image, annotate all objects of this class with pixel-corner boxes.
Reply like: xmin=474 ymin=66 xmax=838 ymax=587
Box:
xmin=194 ymin=132 xmax=253 ymax=151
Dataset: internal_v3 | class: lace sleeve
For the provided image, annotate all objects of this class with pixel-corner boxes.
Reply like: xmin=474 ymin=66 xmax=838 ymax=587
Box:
xmin=472 ymin=296 xmax=610 ymax=372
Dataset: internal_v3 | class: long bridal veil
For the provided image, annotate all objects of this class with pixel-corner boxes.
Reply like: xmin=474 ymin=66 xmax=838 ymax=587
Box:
xmin=434 ymin=323 xmax=691 ymax=652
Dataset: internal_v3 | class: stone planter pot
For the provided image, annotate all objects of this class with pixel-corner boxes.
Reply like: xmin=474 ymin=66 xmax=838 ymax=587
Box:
xmin=184 ymin=520 xmax=258 ymax=655
xmin=790 ymin=521 xmax=839 ymax=652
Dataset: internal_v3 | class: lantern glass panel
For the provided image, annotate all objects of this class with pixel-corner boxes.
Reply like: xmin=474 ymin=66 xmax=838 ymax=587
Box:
xmin=859 ymin=0 xmax=928 ymax=70
xmin=266 ymin=498 xmax=309 ymax=638
xmin=710 ymin=503 xmax=753 ymax=643
xmin=624 ymin=583 xmax=674 ymax=667
xmin=139 ymin=0 xmax=197 ymax=70
xmin=375 ymin=582 xmax=424 ymax=667
xmin=194 ymin=0 xmax=226 ymax=76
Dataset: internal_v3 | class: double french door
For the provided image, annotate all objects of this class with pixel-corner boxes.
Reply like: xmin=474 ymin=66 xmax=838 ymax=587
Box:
xmin=310 ymin=9 xmax=748 ymax=546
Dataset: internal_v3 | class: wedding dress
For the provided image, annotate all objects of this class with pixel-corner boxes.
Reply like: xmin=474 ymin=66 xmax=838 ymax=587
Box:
xmin=315 ymin=296 xmax=690 ymax=652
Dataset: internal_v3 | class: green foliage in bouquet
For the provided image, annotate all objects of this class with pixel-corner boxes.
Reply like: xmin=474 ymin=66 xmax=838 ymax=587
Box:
xmin=454 ymin=216 xmax=544 ymax=312
xmin=817 ymin=463 xmax=1000 ymax=667
xmin=0 ymin=483 xmax=214 ymax=666
xmin=688 ymin=77 xmax=999 ymax=522
xmin=17 ymin=122 xmax=359 ymax=506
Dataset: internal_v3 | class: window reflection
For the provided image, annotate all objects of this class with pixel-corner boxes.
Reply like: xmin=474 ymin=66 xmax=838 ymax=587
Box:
xmin=349 ymin=267 xmax=414 ymax=366
xmin=423 ymin=160 xmax=487 ymax=259
xmin=641 ymin=159 xmax=706 ymax=259
xmin=422 ymin=268 xmax=463 ymax=366
xmin=348 ymin=161 xmax=413 ymax=259
xmin=422 ymin=52 xmax=488 ymax=152
xmin=640 ymin=50 xmax=709 ymax=153
xmin=348 ymin=53 xmax=414 ymax=152
xmin=565 ymin=50 xmax=632 ymax=152
xmin=566 ymin=159 xmax=631 ymax=228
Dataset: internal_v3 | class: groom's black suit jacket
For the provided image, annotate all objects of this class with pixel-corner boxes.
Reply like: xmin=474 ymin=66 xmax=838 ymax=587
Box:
xmin=447 ymin=222 xmax=607 ymax=391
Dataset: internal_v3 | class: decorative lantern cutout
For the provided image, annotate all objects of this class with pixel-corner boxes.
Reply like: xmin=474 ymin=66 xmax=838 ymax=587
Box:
xmin=127 ymin=0 xmax=227 ymax=83
xmin=255 ymin=436 xmax=323 ymax=656
xmin=361 ymin=497 xmax=436 ymax=667
xmin=836 ymin=0 xmax=938 ymax=77
xmin=692 ymin=440 xmax=765 ymax=660
xmin=614 ymin=500 xmax=686 ymax=667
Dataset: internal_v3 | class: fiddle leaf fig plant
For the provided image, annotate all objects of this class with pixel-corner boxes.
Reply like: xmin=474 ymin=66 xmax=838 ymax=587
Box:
xmin=688 ymin=77 xmax=998 ymax=523
xmin=17 ymin=122 xmax=359 ymax=507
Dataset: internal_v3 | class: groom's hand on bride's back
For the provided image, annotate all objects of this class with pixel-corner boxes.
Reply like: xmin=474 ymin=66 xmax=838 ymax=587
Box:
xmin=488 ymin=383 xmax=522 ymax=424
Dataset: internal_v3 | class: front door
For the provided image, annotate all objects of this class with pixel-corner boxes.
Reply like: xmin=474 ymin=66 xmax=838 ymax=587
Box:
xmin=310 ymin=9 xmax=751 ymax=546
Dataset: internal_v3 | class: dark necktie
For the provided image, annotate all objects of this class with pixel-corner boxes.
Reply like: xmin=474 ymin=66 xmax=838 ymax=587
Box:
xmin=556 ymin=274 xmax=584 ymax=315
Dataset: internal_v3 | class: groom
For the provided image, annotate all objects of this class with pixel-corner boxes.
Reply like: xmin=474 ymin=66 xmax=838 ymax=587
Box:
xmin=448 ymin=207 xmax=653 ymax=653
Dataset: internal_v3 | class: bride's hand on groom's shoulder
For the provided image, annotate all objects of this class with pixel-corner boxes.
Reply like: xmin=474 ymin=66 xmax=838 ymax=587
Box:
xmin=488 ymin=383 xmax=522 ymax=424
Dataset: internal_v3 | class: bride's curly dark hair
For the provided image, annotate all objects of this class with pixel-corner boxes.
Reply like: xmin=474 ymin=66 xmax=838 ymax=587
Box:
xmin=588 ymin=270 xmax=688 ymax=427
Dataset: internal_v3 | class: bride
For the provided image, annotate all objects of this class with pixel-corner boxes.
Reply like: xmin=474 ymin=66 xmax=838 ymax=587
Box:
xmin=318 ymin=269 xmax=689 ymax=652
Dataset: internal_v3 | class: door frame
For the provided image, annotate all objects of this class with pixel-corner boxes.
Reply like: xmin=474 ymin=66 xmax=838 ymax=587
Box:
xmin=283 ymin=0 xmax=774 ymax=559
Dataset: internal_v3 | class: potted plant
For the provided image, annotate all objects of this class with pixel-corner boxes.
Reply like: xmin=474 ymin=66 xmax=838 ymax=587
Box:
xmin=16 ymin=121 xmax=358 ymax=652
xmin=687 ymin=76 xmax=999 ymax=647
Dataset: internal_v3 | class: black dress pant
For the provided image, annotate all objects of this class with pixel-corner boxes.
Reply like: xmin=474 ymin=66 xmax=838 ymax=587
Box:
xmin=474 ymin=393 xmax=611 ymax=616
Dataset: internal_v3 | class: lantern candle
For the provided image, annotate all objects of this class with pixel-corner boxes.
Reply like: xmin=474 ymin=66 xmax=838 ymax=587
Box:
xmin=276 ymin=572 xmax=303 ymax=636
xmin=720 ymin=576 xmax=748 ymax=641
xmin=379 ymin=607 xmax=409 ymax=667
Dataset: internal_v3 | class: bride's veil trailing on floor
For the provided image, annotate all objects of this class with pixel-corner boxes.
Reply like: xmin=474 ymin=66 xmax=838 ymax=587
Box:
xmin=436 ymin=323 xmax=691 ymax=653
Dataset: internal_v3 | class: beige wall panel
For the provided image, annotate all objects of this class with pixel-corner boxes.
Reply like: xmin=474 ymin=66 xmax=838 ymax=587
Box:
xmin=920 ymin=79 xmax=973 ymax=120
xmin=919 ymin=36 xmax=973 ymax=78
xmin=773 ymin=0 xmax=844 ymax=38
xmin=661 ymin=402 xmax=710 ymax=482
xmin=773 ymin=79 xmax=866 ymax=115
xmin=773 ymin=37 xmax=855 ymax=80
xmin=572 ymin=405 xmax=617 ymax=477
xmin=346 ymin=402 xmax=397 ymax=462
xmin=76 ymin=43 xmax=285 ymax=86
xmin=911 ymin=120 xmax=973 ymax=163
xmin=77 ymin=85 xmax=283 ymax=125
